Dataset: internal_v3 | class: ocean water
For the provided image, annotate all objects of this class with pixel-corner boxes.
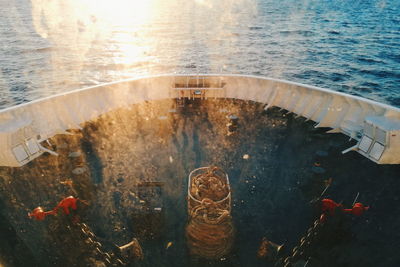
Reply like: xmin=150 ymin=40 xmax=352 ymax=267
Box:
xmin=0 ymin=0 xmax=399 ymax=109
xmin=1 ymin=2 xmax=400 ymax=265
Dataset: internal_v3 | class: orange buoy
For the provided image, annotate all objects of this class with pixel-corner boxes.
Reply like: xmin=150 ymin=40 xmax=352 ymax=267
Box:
xmin=321 ymin=198 xmax=342 ymax=216
xmin=54 ymin=196 xmax=78 ymax=215
xmin=28 ymin=207 xmax=55 ymax=221
xmin=320 ymin=198 xmax=369 ymax=223
xmin=344 ymin=202 xmax=369 ymax=216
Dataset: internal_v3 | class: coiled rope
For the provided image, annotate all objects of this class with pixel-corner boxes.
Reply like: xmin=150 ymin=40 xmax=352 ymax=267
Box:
xmin=186 ymin=167 xmax=234 ymax=259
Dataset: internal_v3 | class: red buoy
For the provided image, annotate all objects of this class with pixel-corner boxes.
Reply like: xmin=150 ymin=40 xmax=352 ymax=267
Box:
xmin=320 ymin=198 xmax=369 ymax=223
xmin=344 ymin=202 xmax=369 ymax=216
xmin=54 ymin=196 xmax=78 ymax=215
xmin=321 ymin=198 xmax=342 ymax=216
xmin=28 ymin=207 xmax=55 ymax=221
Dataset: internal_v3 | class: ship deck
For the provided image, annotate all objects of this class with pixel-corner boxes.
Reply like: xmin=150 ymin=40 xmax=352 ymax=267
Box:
xmin=0 ymin=99 xmax=399 ymax=267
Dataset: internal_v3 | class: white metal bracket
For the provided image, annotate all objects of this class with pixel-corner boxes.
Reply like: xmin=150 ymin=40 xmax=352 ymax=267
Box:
xmin=342 ymin=144 xmax=358 ymax=154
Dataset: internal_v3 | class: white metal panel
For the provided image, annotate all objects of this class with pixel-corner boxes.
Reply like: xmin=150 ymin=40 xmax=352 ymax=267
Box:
xmin=258 ymin=82 xmax=275 ymax=103
xmin=359 ymin=136 xmax=373 ymax=153
xmin=13 ymin=145 xmax=28 ymax=162
xmin=248 ymin=78 xmax=264 ymax=101
xmin=331 ymin=96 xmax=350 ymax=128
xmin=376 ymin=128 xmax=387 ymax=144
xmin=313 ymin=95 xmax=334 ymax=124
xmin=265 ymin=82 xmax=278 ymax=103
xmin=364 ymin=122 xmax=374 ymax=137
xmin=276 ymin=86 xmax=293 ymax=110
xmin=288 ymin=88 xmax=303 ymax=113
xmin=365 ymin=116 xmax=400 ymax=131
xmin=359 ymin=102 xmax=377 ymax=119
xmin=340 ymin=99 xmax=362 ymax=129
xmin=264 ymin=87 xmax=279 ymax=109
xmin=26 ymin=139 xmax=40 ymax=154
xmin=294 ymin=90 xmax=313 ymax=116
xmin=303 ymin=93 xmax=324 ymax=119
xmin=370 ymin=142 xmax=385 ymax=161
xmin=1 ymin=74 xmax=400 ymax=166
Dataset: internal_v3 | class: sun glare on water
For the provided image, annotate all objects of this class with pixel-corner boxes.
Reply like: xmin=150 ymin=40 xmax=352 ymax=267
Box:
xmin=30 ymin=0 xmax=160 ymax=82
xmin=32 ymin=0 xmax=156 ymax=33
xmin=85 ymin=0 xmax=155 ymax=25
xmin=28 ymin=0 xmax=256 ymax=88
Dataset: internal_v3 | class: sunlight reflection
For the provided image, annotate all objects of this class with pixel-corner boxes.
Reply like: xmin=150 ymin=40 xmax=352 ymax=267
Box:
xmin=29 ymin=0 xmax=257 ymax=88
xmin=87 ymin=0 xmax=155 ymax=25
xmin=30 ymin=0 xmax=158 ymax=83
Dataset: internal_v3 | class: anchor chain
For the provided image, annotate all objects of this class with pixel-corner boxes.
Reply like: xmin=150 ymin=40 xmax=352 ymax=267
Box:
xmin=276 ymin=218 xmax=323 ymax=267
xmin=76 ymin=222 xmax=126 ymax=266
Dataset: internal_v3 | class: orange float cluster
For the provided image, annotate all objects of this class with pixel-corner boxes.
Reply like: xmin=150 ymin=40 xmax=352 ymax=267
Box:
xmin=28 ymin=196 xmax=80 ymax=221
xmin=320 ymin=198 xmax=369 ymax=222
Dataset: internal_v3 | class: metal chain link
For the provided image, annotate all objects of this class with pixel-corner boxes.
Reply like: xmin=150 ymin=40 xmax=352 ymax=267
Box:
xmin=275 ymin=218 xmax=322 ymax=267
xmin=77 ymin=222 xmax=126 ymax=266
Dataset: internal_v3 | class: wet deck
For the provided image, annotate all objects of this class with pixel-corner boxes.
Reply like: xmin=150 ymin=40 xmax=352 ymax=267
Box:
xmin=0 ymin=99 xmax=399 ymax=267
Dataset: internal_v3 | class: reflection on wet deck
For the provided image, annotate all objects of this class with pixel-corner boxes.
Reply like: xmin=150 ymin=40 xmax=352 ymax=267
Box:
xmin=0 ymin=99 xmax=399 ymax=267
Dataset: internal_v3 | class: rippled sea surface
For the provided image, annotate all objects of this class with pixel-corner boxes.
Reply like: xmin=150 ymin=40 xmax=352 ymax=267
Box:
xmin=0 ymin=0 xmax=399 ymax=109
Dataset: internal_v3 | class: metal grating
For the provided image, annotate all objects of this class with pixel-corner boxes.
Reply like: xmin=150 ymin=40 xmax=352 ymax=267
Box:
xmin=369 ymin=142 xmax=385 ymax=161
xmin=359 ymin=135 xmax=373 ymax=153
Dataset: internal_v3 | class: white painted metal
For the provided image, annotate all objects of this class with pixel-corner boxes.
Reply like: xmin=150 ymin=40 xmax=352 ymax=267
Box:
xmin=359 ymin=136 xmax=373 ymax=153
xmin=0 ymin=74 xmax=399 ymax=166
xmin=370 ymin=142 xmax=385 ymax=161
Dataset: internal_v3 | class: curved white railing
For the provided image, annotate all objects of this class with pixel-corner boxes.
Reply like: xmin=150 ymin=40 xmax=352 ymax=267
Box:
xmin=1 ymin=74 xmax=399 ymax=166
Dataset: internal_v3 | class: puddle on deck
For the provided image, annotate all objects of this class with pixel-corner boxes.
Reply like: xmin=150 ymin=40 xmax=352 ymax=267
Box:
xmin=0 ymin=99 xmax=399 ymax=267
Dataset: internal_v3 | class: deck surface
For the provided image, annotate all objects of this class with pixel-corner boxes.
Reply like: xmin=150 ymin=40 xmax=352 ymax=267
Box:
xmin=0 ymin=99 xmax=399 ymax=267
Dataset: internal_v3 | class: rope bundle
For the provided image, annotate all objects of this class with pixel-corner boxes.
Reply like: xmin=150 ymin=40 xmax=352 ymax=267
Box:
xmin=186 ymin=167 xmax=234 ymax=259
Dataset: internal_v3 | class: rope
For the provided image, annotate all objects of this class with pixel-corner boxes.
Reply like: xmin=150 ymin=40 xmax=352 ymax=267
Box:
xmin=187 ymin=167 xmax=234 ymax=259
xmin=190 ymin=167 xmax=229 ymax=202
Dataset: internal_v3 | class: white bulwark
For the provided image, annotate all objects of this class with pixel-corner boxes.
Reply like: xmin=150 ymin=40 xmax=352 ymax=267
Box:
xmin=0 ymin=74 xmax=399 ymax=167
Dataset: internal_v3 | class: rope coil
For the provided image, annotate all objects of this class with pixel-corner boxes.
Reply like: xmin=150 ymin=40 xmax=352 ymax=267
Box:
xmin=186 ymin=167 xmax=234 ymax=259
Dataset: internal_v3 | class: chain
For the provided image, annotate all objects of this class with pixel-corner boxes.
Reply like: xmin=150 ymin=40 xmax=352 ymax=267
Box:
xmin=77 ymin=222 xmax=126 ymax=266
xmin=276 ymin=218 xmax=323 ymax=267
